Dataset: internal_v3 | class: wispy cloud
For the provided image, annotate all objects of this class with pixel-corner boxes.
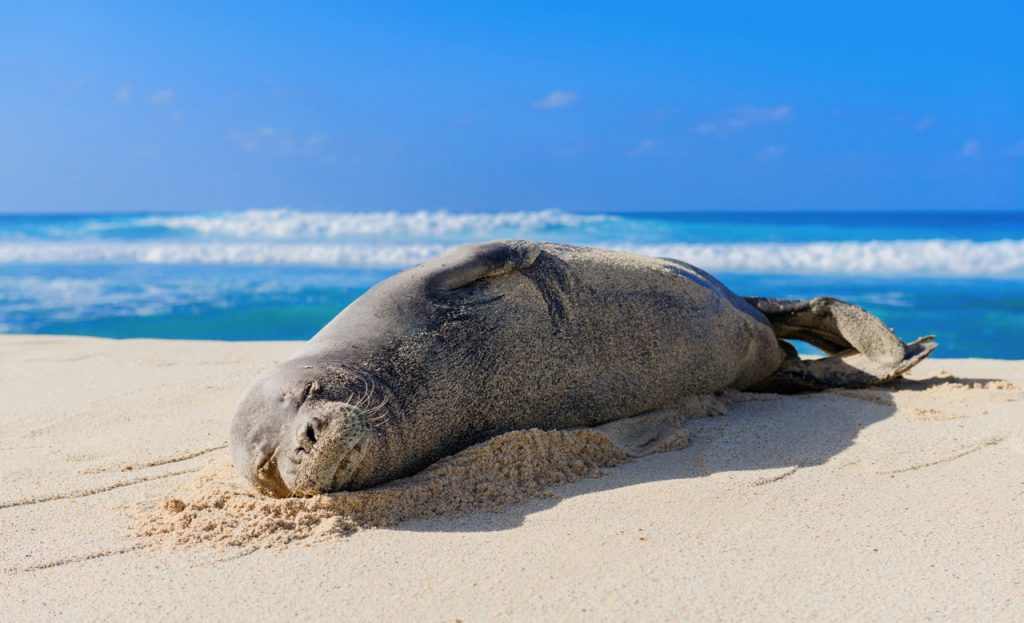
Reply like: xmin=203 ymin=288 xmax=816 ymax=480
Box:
xmin=115 ymin=85 xmax=132 ymax=102
xmin=1006 ymin=141 xmax=1024 ymax=157
xmin=234 ymin=126 xmax=279 ymax=153
xmin=232 ymin=127 xmax=333 ymax=161
xmin=960 ymin=138 xmax=981 ymax=157
xmin=913 ymin=115 xmax=936 ymax=131
xmin=304 ymin=134 xmax=329 ymax=155
xmin=262 ymin=78 xmax=309 ymax=99
xmin=532 ymin=90 xmax=578 ymax=109
xmin=758 ymin=145 xmax=786 ymax=160
xmin=151 ymin=89 xmax=175 ymax=105
xmin=636 ymin=106 xmax=680 ymax=124
xmin=627 ymin=138 xmax=657 ymax=157
xmin=554 ymin=142 xmax=591 ymax=158
xmin=695 ymin=105 xmax=792 ymax=134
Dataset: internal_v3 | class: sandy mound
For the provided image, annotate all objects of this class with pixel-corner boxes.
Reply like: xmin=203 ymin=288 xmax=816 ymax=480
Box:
xmin=137 ymin=428 xmax=631 ymax=548
xmin=138 ymin=397 xmax=720 ymax=549
xmin=135 ymin=400 xmax=718 ymax=549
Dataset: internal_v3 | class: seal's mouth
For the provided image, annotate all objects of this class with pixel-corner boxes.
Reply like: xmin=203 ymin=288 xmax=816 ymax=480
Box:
xmin=276 ymin=404 xmax=373 ymax=496
xmin=324 ymin=436 xmax=370 ymax=491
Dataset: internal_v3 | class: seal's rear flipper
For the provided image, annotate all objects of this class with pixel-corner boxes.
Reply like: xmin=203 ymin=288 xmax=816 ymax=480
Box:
xmin=745 ymin=296 xmax=909 ymax=364
xmin=751 ymin=337 xmax=936 ymax=393
xmin=744 ymin=296 xmax=937 ymax=392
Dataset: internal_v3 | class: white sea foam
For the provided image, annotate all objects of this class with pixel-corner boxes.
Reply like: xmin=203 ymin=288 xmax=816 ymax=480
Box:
xmin=0 ymin=242 xmax=447 ymax=267
xmin=0 ymin=275 xmax=225 ymax=324
xmin=2 ymin=239 xmax=1024 ymax=276
xmin=613 ymin=240 xmax=1024 ymax=276
xmin=129 ymin=208 xmax=616 ymax=239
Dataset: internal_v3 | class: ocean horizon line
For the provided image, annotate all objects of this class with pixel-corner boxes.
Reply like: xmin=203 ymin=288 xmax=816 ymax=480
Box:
xmin=2 ymin=207 xmax=1023 ymax=217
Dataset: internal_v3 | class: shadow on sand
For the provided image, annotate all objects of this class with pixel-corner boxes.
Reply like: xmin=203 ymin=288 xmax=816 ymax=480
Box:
xmin=390 ymin=374 xmax=1006 ymax=534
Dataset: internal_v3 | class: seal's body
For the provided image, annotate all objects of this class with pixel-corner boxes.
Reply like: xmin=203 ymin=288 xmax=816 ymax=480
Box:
xmin=231 ymin=241 xmax=934 ymax=496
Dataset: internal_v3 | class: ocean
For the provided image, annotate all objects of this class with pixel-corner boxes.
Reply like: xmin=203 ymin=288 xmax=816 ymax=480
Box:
xmin=1 ymin=209 xmax=1022 ymax=358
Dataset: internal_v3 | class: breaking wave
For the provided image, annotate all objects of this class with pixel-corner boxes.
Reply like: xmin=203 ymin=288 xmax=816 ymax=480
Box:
xmin=3 ymin=239 xmax=1023 ymax=276
xmin=617 ymin=240 xmax=1024 ymax=276
xmin=121 ymin=208 xmax=617 ymax=240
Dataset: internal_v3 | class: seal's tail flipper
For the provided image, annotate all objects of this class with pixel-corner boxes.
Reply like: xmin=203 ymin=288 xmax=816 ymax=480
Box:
xmin=744 ymin=296 xmax=937 ymax=392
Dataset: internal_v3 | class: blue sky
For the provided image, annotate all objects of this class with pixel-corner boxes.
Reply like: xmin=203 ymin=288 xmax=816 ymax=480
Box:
xmin=1 ymin=1 xmax=1022 ymax=213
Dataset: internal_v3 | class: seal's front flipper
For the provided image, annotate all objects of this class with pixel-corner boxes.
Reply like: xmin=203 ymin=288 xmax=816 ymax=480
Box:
xmin=589 ymin=409 xmax=692 ymax=457
xmin=744 ymin=296 xmax=937 ymax=392
xmin=426 ymin=240 xmax=542 ymax=292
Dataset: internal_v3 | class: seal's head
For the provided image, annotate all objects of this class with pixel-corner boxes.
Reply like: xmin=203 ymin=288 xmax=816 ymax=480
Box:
xmin=229 ymin=359 xmax=385 ymax=497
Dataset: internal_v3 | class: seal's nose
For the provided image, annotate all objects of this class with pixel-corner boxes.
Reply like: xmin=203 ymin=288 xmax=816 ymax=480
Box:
xmin=296 ymin=414 xmax=330 ymax=454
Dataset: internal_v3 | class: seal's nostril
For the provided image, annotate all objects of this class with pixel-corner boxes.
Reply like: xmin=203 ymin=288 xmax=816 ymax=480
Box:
xmin=305 ymin=424 xmax=317 ymax=445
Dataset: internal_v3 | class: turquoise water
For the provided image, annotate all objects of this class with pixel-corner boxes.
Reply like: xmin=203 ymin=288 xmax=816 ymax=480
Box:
xmin=1 ymin=209 xmax=1022 ymax=358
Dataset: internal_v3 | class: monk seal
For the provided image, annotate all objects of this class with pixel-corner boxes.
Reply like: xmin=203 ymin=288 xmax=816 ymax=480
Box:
xmin=230 ymin=240 xmax=935 ymax=496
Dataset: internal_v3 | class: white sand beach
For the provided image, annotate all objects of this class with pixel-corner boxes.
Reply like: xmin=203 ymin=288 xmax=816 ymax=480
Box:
xmin=2 ymin=335 xmax=1022 ymax=621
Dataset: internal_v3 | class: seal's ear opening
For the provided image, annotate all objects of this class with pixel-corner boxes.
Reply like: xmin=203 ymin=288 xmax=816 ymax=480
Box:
xmin=745 ymin=296 xmax=936 ymax=392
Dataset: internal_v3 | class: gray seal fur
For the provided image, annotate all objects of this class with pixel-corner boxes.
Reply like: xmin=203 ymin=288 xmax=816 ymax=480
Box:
xmin=230 ymin=240 xmax=935 ymax=496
